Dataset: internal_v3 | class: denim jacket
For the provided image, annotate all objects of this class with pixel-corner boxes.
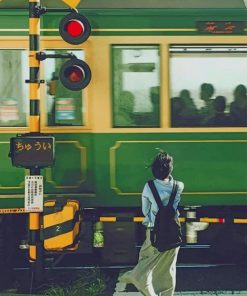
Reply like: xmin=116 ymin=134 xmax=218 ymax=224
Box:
xmin=142 ymin=176 xmax=184 ymax=228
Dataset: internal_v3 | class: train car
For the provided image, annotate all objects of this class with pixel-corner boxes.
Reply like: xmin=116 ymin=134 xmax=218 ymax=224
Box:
xmin=0 ymin=0 xmax=246 ymax=280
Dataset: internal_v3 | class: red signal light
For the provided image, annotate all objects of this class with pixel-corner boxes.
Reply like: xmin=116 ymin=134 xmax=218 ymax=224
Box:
xmin=59 ymin=12 xmax=91 ymax=45
xmin=65 ymin=65 xmax=84 ymax=82
xmin=59 ymin=59 xmax=91 ymax=91
xmin=66 ymin=20 xmax=84 ymax=37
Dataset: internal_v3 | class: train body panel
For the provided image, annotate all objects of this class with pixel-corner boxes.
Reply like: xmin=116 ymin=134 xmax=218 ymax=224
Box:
xmin=0 ymin=132 xmax=246 ymax=208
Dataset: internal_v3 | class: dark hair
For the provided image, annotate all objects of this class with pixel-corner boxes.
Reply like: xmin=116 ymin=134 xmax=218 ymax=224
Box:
xmin=214 ymin=96 xmax=226 ymax=112
xmin=234 ymin=84 xmax=247 ymax=98
xmin=200 ymin=83 xmax=215 ymax=99
xmin=151 ymin=151 xmax=173 ymax=180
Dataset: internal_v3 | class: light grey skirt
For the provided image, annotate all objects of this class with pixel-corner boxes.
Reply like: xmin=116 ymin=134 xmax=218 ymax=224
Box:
xmin=119 ymin=229 xmax=180 ymax=296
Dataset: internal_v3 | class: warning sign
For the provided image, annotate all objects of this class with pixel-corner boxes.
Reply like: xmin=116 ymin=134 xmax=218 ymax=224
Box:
xmin=25 ymin=176 xmax=43 ymax=212
xmin=10 ymin=135 xmax=55 ymax=169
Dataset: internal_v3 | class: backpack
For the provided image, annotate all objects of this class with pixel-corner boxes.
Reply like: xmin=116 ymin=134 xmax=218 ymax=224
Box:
xmin=148 ymin=180 xmax=182 ymax=252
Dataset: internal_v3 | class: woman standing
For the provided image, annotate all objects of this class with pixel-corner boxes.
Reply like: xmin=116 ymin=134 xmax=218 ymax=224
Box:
xmin=119 ymin=151 xmax=184 ymax=296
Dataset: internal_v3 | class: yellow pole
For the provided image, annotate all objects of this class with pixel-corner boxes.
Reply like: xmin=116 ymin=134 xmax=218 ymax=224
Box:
xmin=28 ymin=0 xmax=41 ymax=263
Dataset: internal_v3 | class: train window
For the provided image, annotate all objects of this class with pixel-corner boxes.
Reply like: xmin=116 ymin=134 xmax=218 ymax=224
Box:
xmin=170 ymin=45 xmax=247 ymax=127
xmin=0 ymin=49 xmax=28 ymax=127
xmin=112 ymin=45 xmax=160 ymax=127
xmin=44 ymin=50 xmax=85 ymax=126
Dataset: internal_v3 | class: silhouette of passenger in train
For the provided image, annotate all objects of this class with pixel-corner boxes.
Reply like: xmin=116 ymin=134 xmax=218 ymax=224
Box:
xmin=171 ymin=90 xmax=200 ymax=127
xmin=199 ymin=83 xmax=215 ymax=125
xmin=179 ymin=89 xmax=200 ymax=126
xmin=171 ymin=97 xmax=187 ymax=127
xmin=171 ymin=83 xmax=247 ymax=128
xmin=114 ymin=90 xmax=135 ymax=127
xmin=204 ymin=96 xmax=232 ymax=127
xmin=229 ymin=84 xmax=247 ymax=127
xmin=180 ymin=89 xmax=197 ymax=111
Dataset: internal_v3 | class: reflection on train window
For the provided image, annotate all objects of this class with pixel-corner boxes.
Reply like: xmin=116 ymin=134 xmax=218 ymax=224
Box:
xmin=44 ymin=50 xmax=84 ymax=126
xmin=112 ymin=45 xmax=160 ymax=127
xmin=170 ymin=45 xmax=247 ymax=127
xmin=0 ymin=49 xmax=28 ymax=127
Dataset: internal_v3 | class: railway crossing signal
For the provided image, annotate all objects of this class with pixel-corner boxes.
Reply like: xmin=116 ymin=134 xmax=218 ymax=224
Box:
xmin=58 ymin=12 xmax=92 ymax=90
xmin=59 ymin=12 xmax=91 ymax=45
xmin=35 ymin=10 xmax=92 ymax=91
xmin=12 ymin=0 xmax=92 ymax=287
xmin=59 ymin=58 xmax=91 ymax=91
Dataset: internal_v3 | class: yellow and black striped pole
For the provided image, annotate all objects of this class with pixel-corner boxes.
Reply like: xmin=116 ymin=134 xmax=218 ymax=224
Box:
xmin=28 ymin=0 xmax=43 ymax=282
xmin=29 ymin=0 xmax=40 ymax=135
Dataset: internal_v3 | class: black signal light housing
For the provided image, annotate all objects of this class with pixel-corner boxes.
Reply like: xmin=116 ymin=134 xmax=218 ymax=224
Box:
xmin=59 ymin=12 xmax=91 ymax=45
xmin=59 ymin=58 xmax=91 ymax=91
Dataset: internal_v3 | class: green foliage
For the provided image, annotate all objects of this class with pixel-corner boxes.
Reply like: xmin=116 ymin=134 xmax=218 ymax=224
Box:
xmin=93 ymin=231 xmax=104 ymax=248
xmin=43 ymin=269 xmax=106 ymax=296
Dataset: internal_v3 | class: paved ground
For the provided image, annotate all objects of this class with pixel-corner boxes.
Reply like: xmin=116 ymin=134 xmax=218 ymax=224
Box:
xmin=0 ymin=264 xmax=246 ymax=295
xmin=114 ymin=281 xmax=247 ymax=296
xmin=1 ymin=290 xmax=247 ymax=296
xmin=113 ymin=265 xmax=247 ymax=296
xmin=114 ymin=292 xmax=247 ymax=296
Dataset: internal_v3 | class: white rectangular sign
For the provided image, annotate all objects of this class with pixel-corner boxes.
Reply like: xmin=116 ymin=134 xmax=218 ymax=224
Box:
xmin=25 ymin=176 xmax=43 ymax=212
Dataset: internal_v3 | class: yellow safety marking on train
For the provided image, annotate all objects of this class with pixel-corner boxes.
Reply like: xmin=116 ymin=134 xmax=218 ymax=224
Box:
xmin=29 ymin=18 xmax=40 ymax=35
xmin=200 ymin=218 xmax=225 ymax=223
xmin=0 ymin=187 xmax=25 ymax=191
xmin=234 ymin=218 xmax=247 ymax=224
xmin=41 ymin=29 xmax=58 ymax=32
xmin=0 ymin=29 xmax=29 ymax=32
xmin=133 ymin=217 xmax=144 ymax=222
xmin=99 ymin=217 xmax=117 ymax=222
xmin=97 ymin=217 xmax=241 ymax=224
xmin=0 ymin=208 xmax=25 ymax=214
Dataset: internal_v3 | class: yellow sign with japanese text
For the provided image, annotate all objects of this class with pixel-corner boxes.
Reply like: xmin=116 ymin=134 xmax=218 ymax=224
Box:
xmin=62 ymin=0 xmax=81 ymax=9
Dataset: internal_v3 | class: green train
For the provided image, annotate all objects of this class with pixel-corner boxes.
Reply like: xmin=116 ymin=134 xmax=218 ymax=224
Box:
xmin=0 ymin=0 xmax=246 ymax=277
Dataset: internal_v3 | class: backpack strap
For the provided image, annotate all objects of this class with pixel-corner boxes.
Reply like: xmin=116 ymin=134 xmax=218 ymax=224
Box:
xmin=148 ymin=180 xmax=178 ymax=210
xmin=148 ymin=180 xmax=163 ymax=210
xmin=167 ymin=180 xmax=178 ymax=209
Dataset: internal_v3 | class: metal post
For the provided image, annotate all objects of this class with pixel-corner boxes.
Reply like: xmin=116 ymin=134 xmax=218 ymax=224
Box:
xmin=28 ymin=0 xmax=44 ymax=287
